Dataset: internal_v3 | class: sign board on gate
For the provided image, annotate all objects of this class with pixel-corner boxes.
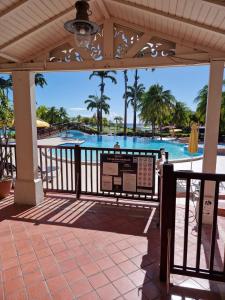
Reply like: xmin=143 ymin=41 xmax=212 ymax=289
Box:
xmin=100 ymin=154 xmax=155 ymax=195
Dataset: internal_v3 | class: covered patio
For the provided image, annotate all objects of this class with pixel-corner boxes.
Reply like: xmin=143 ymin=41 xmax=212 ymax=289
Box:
xmin=1 ymin=0 xmax=225 ymax=299
xmin=0 ymin=192 xmax=225 ymax=299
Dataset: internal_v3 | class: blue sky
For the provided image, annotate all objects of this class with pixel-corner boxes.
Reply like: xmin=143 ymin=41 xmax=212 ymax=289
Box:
xmin=1 ymin=65 xmax=213 ymax=123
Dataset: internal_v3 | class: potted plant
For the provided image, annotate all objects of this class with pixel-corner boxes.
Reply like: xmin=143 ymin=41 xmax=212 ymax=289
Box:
xmin=0 ymin=134 xmax=13 ymax=199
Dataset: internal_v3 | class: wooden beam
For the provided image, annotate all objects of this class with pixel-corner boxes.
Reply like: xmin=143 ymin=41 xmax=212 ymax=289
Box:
xmin=0 ymin=52 xmax=20 ymax=62
xmin=103 ymin=19 xmax=114 ymax=59
xmin=124 ymin=33 xmax=152 ymax=58
xmin=0 ymin=52 xmax=217 ymax=73
xmin=110 ymin=0 xmax=225 ymax=36
xmin=0 ymin=6 xmax=75 ymax=51
xmin=0 ymin=0 xmax=29 ymax=18
xmin=202 ymin=0 xmax=225 ymax=7
xmin=111 ymin=17 xmax=225 ymax=56
xmin=96 ymin=0 xmax=110 ymax=19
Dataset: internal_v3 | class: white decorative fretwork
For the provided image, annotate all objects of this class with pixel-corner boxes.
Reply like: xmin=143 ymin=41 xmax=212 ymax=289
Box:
xmin=89 ymin=27 xmax=104 ymax=61
xmin=49 ymin=43 xmax=84 ymax=63
xmin=47 ymin=26 xmax=176 ymax=63
xmin=114 ymin=24 xmax=143 ymax=58
xmin=137 ymin=37 xmax=176 ymax=58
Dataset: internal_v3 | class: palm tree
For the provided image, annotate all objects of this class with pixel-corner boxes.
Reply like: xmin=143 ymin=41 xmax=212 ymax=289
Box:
xmin=48 ymin=106 xmax=59 ymax=124
xmin=123 ymin=70 xmax=128 ymax=136
xmin=0 ymin=73 xmax=47 ymax=95
xmin=172 ymin=101 xmax=192 ymax=128
xmin=0 ymin=76 xmax=12 ymax=99
xmin=89 ymin=71 xmax=117 ymax=132
xmin=194 ymin=84 xmax=225 ymax=133
xmin=58 ymin=107 xmax=69 ymax=123
xmin=36 ymin=105 xmax=49 ymax=121
xmin=127 ymin=70 xmax=145 ymax=133
xmin=114 ymin=116 xmax=123 ymax=128
xmin=34 ymin=73 xmax=47 ymax=88
xmin=194 ymin=85 xmax=208 ymax=123
xmin=85 ymin=95 xmax=110 ymax=133
xmin=139 ymin=84 xmax=175 ymax=137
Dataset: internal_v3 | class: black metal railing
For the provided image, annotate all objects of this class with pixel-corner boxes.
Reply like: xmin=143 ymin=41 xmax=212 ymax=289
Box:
xmin=38 ymin=145 xmax=78 ymax=194
xmin=0 ymin=144 xmax=17 ymax=178
xmin=2 ymin=144 xmax=168 ymax=202
xmin=160 ymin=163 xmax=225 ymax=283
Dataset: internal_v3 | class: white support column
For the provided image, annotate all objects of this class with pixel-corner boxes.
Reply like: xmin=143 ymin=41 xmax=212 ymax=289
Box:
xmin=202 ymin=60 xmax=224 ymax=223
xmin=12 ymin=71 xmax=44 ymax=206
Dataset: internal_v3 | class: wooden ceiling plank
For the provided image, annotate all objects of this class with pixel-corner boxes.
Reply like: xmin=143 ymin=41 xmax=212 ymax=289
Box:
xmin=96 ymin=0 xmax=110 ymax=19
xmin=0 ymin=5 xmax=75 ymax=51
xmin=109 ymin=0 xmax=225 ymax=36
xmin=0 ymin=52 xmax=20 ymax=62
xmin=202 ymin=0 xmax=225 ymax=8
xmin=0 ymin=0 xmax=29 ymax=18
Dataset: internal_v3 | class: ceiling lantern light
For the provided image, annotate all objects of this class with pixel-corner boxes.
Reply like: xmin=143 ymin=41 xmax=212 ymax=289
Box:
xmin=64 ymin=0 xmax=99 ymax=49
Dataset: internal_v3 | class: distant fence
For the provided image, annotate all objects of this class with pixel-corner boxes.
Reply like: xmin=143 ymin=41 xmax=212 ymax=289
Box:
xmin=37 ymin=122 xmax=96 ymax=139
xmin=2 ymin=144 xmax=168 ymax=201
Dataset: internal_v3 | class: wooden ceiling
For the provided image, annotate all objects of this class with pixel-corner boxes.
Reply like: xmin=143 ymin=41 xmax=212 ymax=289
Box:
xmin=1 ymin=0 xmax=225 ymax=71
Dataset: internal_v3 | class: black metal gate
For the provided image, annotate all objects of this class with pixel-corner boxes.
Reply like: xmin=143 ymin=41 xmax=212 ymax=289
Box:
xmin=160 ymin=163 xmax=225 ymax=283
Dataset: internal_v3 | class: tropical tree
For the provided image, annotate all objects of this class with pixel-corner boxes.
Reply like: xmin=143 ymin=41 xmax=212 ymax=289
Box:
xmin=194 ymin=84 xmax=225 ymax=134
xmin=0 ymin=89 xmax=13 ymax=134
xmin=127 ymin=69 xmax=145 ymax=133
xmin=89 ymin=71 xmax=117 ymax=132
xmin=123 ymin=70 xmax=128 ymax=135
xmin=194 ymin=85 xmax=208 ymax=123
xmin=85 ymin=95 xmax=110 ymax=133
xmin=34 ymin=73 xmax=47 ymax=88
xmin=114 ymin=116 xmax=123 ymax=129
xmin=139 ymin=84 xmax=175 ymax=137
xmin=58 ymin=107 xmax=69 ymax=123
xmin=75 ymin=115 xmax=82 ymax=123
xmin=172 ymin=101 xmax=192 ymax=128
xmin=0 ymin=76 xmax=12 ymax=99
xmin=47 ymin=106 xmax=60 ymax=124
xmin=0 ymin=73 xmax=47 ymax=96
xmin=102 ymin=117 xmax=109 ymax=128
xmin=36 ymin=105 xmax=49 ymax=121
xmin=36 ymin=105 xmax=69 ymax=125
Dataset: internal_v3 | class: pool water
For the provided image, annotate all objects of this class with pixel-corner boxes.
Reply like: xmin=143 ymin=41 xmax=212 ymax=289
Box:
xmin=58 ymin=130 xmax=202 ymax=160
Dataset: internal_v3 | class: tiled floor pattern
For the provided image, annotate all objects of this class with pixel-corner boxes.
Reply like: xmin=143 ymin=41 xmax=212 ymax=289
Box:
xmin=0 ymin=193 xmax=224 ymax=300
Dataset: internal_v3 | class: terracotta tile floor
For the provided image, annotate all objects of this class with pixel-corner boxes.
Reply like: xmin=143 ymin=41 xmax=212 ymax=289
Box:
xmin=0 ymin=193 xmax=225 ymax=300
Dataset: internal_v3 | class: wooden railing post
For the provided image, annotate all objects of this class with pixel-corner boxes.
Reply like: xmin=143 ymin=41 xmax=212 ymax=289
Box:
xmin=160 ymin=163 xmax=175 ymax=282
xmin=75 ymin=145 xmax=81 ymax=199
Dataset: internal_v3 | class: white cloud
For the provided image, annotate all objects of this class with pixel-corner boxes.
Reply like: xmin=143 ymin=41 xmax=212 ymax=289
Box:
xmin=69 ymin=107 xmax=86 ymax=111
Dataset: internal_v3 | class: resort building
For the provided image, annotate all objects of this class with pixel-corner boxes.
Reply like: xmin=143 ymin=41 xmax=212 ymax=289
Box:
xmin=0 ymin=0 xmax=225 ymax=299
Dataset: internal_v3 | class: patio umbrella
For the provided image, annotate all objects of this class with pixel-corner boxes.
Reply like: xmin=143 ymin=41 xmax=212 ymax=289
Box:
xmin=188 ymin=122 xmax=199 ymax=169
xmin=11 ymin=118 xmax=50 ymax=128
xmin=36 ymin=119 xmax=50 ymax=128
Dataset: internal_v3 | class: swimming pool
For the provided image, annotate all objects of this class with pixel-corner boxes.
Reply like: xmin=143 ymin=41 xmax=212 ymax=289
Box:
xmin=58 ymin=130 xmax=203 ymax=160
